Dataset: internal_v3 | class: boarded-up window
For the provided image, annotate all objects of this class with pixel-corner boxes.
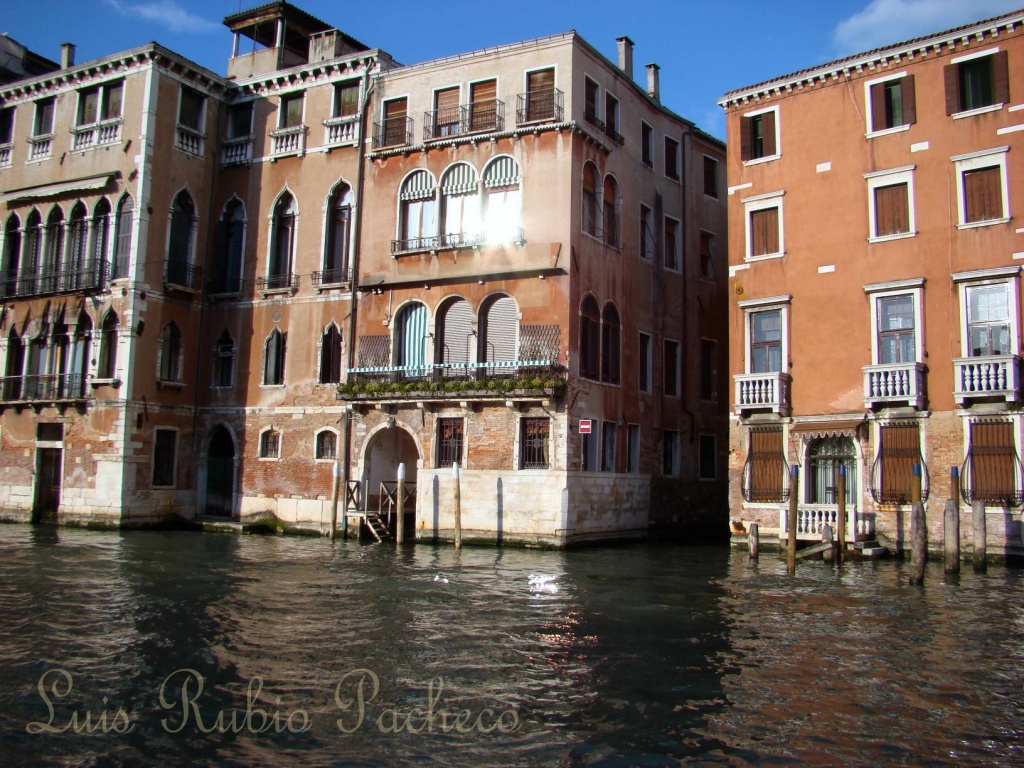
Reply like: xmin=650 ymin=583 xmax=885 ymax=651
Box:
xmin=871 ymin=423 xmax=924 ymax=504
xmin=874 ymin=183 xmax=910 ymax=237
xmin=750 ymin=207 xmax=779 ymax=256
xmin=963 ymin=420 xmax=1021 ymax=506
xmin=963 ymin=166 xmax=1003 ymax=223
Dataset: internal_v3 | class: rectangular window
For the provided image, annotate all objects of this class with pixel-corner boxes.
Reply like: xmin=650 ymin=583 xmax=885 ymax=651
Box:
xmin=228 ymin=104 xmax=253 ymax=138
xmin=699 ymin=435 xmax=717 ymax=480
xmin=703 ymin=155 xmax=718 ymax=197
xmin=665 ymin=137 xmax=680 ymax=179
xmin=664 ymin=339 xmax=680 ymax=397
xmin=0 ymin=106 xmax=13 ymax=145
xmin=966 ymin=419 xmax=1020 ymax=505
xmin=751 ymin=310 xmax=782 ymax=373
xmin=469 ymin=79 xmax=498 ymax=132
xmin=601 ymin=421 xmax=617 ymax=472
xmin=627 ymin=424 xmax=640 ymax=473
xmin=604 ymin=92 xmax=620 ymax=139
xmin=584 ymin=77 xmax=599 ymax=125
xmin=701 ymin=339 xmax=717 ymax=401
xmin=437 ymin=418 xmax=464 ymax=468
xmin=639 ymin=332 xmax=651 ymax=393
xmin=433 ymin=86 xmax=461 ymax=137
xmin=152 ymin=429 xmax=177 ymax=487
xmin=280 ymin=92 xmax=304 ymax=128
xmin=700 ymin=231 xmax=716 ymax=280
xmin=743 ymin=427 xmax=787 ymax=503
xmin=967 ymin=283 xmax=1011 ymax=356
xmin=664 ymin=217 xmax=679 ymax=271
xmin=963 ymin=166 xmax=1003 ymax=224
xmin=874 ymin=423 xmax=921 ymax=504
xmin=641 ymin=122 xmax=653 ymax=166
xmin=878 ymin=295 xmax=916 ymax=364
xmin=640 ymin=204 xmax=654 ymax=261
xmin=34 ymin=98 xmax=54 ymax=137
xmin=750 ymin=207 xmax=779 ymax=257
xmin=81 ymin=81 xmax=124 ymax=125
xmin=178 ymin=87 xmax=204 ymax=131
xmin=582 ymin=430 xmax=598 ymax=472
xmin=382 ymin=97 xmax=408 ymax=146
xmin=868 ymin=74 xmax=916 ymax=132
xmin=945 ymin=51 xmax=1009 ymax=114
xmin=520 ymin=418 xmax=550 ymax=469
xmin=873 ymin=183 xmax=910 ymax=237
xmin=525 ymin=68 xmax=556 ymax=122
xmin=662 ymin=430 xmax=680 ymax=476
xmin=334 ymin=81 xmax=359 ymax=117
xmin=741 ymin=107 xmax=777 ymax=161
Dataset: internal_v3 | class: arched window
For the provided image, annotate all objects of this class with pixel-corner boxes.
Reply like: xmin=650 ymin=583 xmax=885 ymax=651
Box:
xmin=22 ymin=210 xmax=42 ymax=295
xmin=440 ymin=163 xmax=479 ymax=246
xmin=602 ymin=176 xmax=619 ymax=247
xmin=806 ymin=437 xmax=858 ymax=505
xmin=579 ymin=295 xmax=600 ymax=380
xmin=70 ymin=312 xmax=91 ymax=396
xmin=437 ymin=297 xmax=473 ymax=369
xmin=482 ymin=156 xmax=522 ymax=244
xmin=259 ymin=428 xmax=281 ymax=459
xmin=398 ymin=170 xmax=436 ymax=250
xmin=98 ymin=311 xmax=118 ymax=380
xmin=3 ymin=329 xmax=24 ymax=400
xmin=92 ymin=198 xmax=111 ymax=280
xmin=213 ymin=199 xmax=245 ymax=294
xmin=42 ymin=206 xmax=64 ymax=293
xmin=167 ymin=191 xmax=197 ymax=289
xmin=269 ymin=192 xmax=296 ymax=287
xmin=601 ymin=303 xmax=620 ymax=384
xmin=1 ymin=215 xmax=21 ymax=298
xmin=68 ymin=202 xmax=88 ymax=290
xmin=582 ymin=162 xmax=599 ymax=237
xmin=159 ymin=322 xmax=183 ymax=383
xmin=113 ymin=194 xmax=134 ymax=279
xmin=315 ymin=430 xmax=337 ymax=460
xmin=263 ymin=328 xmax=286 ymax=385
xmin=320 ymin=323 xmax=342 ymax=384
xmin=323 ymin=183 xmax=352 ymax=283
xmin=395 ymin=302 xmax=428 ymax=378
xmin=480 ymin=294 xmax=517 ymax=366
xmin=213 ymin=329 xmax=235 ymax=388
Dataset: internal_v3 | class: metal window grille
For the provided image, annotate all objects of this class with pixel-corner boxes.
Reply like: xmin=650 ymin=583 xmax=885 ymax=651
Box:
xmin=316 ymin=431 xmax=337 ymax=460
xmin=741 ymin=427 xmax=790 ymax=503
xmin=870 ymin=422 xmax=928 ymax=504
xmin=521 ymin=418 xmax=549 ymax=469
xmin=961 ymin=419 xmax=1024 ymax=506
xmin=260 ymin=430 xmax=280 ymax=459
xmin=437 ymin=418 xmax=464 ymax=467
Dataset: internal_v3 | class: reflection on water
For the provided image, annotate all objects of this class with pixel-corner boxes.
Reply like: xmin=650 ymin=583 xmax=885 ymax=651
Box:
xmin=0 ymin=527 xmax=1023 ymax=766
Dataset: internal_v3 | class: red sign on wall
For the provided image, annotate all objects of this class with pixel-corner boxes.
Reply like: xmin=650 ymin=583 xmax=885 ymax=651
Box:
xmin=579 ymin=419 xmax=592 ymax=434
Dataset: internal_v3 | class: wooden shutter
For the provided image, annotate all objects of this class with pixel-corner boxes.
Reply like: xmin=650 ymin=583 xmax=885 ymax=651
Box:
xmin=749 ymin=428 xmax=785 ymax=503
xmin=970 ymin=420 xmax=1016 ymax=502
xmin=944 ymin=63 xmax=960 ymax=115
xmin=763 ymin=112 xmax=777 ymax=156
xmin=527 ymin=68 xmax=554 ymax=93
xmin=470 ymin=80 xmax=497 ymax=131
xmin=870 ymin=82 xmax=887 ymax=132
xmin=434 ymin=87 xmax=459 ymax=112
xmin=750 ymin=208 xmax=779 ymax=256
xmin=740 ymin=116 xmax=752 ymax=161
xmin=901 ymin=74 xmax=916 ymax=125
xmin=875 ymin=183 xmax=909 ymax=236
xmin=964 ymin=166 xmax=1002 ymax=223
xmin=471 ymin=79 xmax=497 ymax=103
xmin=993 ymin=50 xmax=1010 ymax=104
xmin=879 ymin=424 xmax=919 ymax=503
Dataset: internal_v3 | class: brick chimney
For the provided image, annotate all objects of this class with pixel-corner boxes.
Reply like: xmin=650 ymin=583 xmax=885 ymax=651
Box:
xmin=616 ymin=36 xmax=634 ymax=80
xmin=646 ymin=63 xmax=660 ymax=103
xmin=60 ymin=42 xmax=75 ymax=69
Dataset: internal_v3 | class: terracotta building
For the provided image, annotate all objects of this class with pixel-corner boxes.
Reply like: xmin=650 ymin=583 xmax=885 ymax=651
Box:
xmin=0 ymin=2 xmax=727 ymax=545
xmin=719 ymin=8 xmax=1024 ymax=555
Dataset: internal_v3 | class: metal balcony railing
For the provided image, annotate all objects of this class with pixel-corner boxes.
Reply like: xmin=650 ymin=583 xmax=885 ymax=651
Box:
xmin=863 ymin=362 xmax=927 ymax=409
xmin=257 ymin=273 xmax=299 ymax=292
xmin=953 ymin=355 xmax=1022 ymax=404
xmin=311 ymin=267 xmax=352 ymax=287
xmin=0 ymin=261 xmax=109 ymax=299
xmin=346 ymin=360 xmax=564 ymax=388
xmin=516 ymin=88 xmax=564 ymax=125
xmin=372 ymin=116 xmax=413 ymax=149
xmin=584 ymin=110 xmax=605 ymax=134
xmin=164 ymin=261 xmax=204 ymax=292
xmin=734 ymin=371 xmax=792 ymax=416
xmin=423 ymin=100 xmax=505 ymax=140
xmin=0 ymin=373 xmax=87 ymax=403
xmin=423 ymin=105 xmax=463 ymax=140
xmin=391 ymin=227 xmax=524 ymax=255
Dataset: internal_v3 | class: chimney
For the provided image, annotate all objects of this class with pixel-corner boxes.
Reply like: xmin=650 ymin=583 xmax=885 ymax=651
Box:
xmin=60 ymin=42 xmax=75 ymax=69
xmin=646 ymin=63 xmax=660 ymax=103
xmin=616 ymin=36 xmax=634 ymax=80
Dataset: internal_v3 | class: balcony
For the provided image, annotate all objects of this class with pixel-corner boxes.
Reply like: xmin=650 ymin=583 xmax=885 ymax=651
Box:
xmin=954 ymin=355 xmax=1022 ymax=404
xmin=423 ymin=100 xmax=505 ymax=141
xmin=0 ymin=261 xmax=109 ymax=300
xmin=175 ymin=124 xmax=204 ymax=156
xmin=71 ymin=118 xmax=122 ymax=151
xmin=779 ymin=505 xmax=874 ymax=542
xmin=0 ymin=142 xmax=12 ymax=168
xmin=734 ymin=371 xmax=791 ymax=416
xmin=340 ymin=361 xmax=566 ymax=402
xmin=207 ymin=277 xmax=242 ymax=297
xmin=311 ymin=267 xmax=352 ymax=289
xmin=863 ymin=362 xmax=927 ymax=410
xmin=257 ymin=273 xmax=299 ymax=294
xmin=164 ymin=261 xmax=203 ymax=293
xmin=372 ymin=116 xmax=413 ymax=150
xmin=221 ymin=135 xmax=253 ymax=166
xmin=269 ymin=124 xmax=306 ymax=158
xmin=28 ymin=134 xmax=53 ymax=161
xmin=391 ymin=227 xmax=524 ymax=256
xmin=584 ymin=110 xmax=605 ymax=134
xmin=516 ymin=88 xmax=564 ymax=125
xmin=1 ymin=373 xmax=87 ymax=405
xmin=323 ymin=115 xmax=359 ymax=147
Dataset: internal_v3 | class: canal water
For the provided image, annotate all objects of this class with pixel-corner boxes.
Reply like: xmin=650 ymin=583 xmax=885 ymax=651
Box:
xmin=1 ymin=528 xmax=1023 ymax=767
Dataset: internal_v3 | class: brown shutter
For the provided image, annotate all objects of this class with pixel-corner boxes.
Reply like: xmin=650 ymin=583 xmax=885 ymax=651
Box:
xmin=751 ymin=208 xmax=779 ymax=256
xmin=875 ymin=183 xmax=909 ymax=236
xmin=435 ymin=87 xmax=460 ymax=112
xmin=384 ymin=97 xmax=407 ymax=120
xmin=870 ymin=82 xmax=887 ymax=132
xmin=944 ymin=63 xmax=960 ymax=115
xmin=964 ymin=166 xmax=1002 ymax=223
xmin=993 ymin=50 xmax=1010 ymax=104
xmin=970 ymin=420 xmax=1015 ymax=502
xmin=763 ymin=111 xmax=777 ymax=156
xmin=901 ymin=74 xmax=916 ymax=125
xmin=528 ymin=68 xmax=554 ymax=93
xmin=471 ymin=79 xmax=497 ymax=103
xmin=740 ymin=116 xmax=752 ymax=162
xmin=749 ymin=428 xmax=785 ymax=503
xmin=880 ymin=424 xmax=920 ymax=503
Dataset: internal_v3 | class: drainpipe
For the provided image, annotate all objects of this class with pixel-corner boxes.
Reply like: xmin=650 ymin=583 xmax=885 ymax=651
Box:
xmin=336 ymin=67 xmax=375 ymax=540
xmin=680 ymin=128 xmax=696 ymax=443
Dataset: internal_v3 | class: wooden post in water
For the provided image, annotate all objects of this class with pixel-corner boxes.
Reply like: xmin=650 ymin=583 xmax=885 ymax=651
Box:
xmin=822 ymin=524 xmax=835 ymax=563
xmin=911 ymin=462 xmax=921 ymax=504
xmin=453 ymin=461 xmax=462 ymax=550
xmin=748 ymin=523 xmax=759 ymax=559
xmin=910 ymin=464 xmax=926 ymax=585
xmin=787 ymin=464 xmax=798 ymax=575
xmin=395 ymin=462 xmax=406 ymax=545
xmin=945 ymin=466 xmax=960 ymax=574
xmin=972 ymin=499 xmax=986 ymax=572
xmin=329 ymin=459 xmax=340 ymax=540
xmin=836 ymin=464 xmax=846 ymax=565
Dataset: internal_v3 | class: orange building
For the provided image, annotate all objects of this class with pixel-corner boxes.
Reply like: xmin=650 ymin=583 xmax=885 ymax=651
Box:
xmin=719 ymin=8 xmax=1024 ymax=555
xmin=0 ymin=2 xmax=728 ymax=545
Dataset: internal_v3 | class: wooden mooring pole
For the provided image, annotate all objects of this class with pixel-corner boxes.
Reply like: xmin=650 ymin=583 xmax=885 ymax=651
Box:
xmin=453 ymin=461 xmax=462 ymax=550
xmin=945 ymin=466 xmax=960 ymax=574
xmin=836 ymin=465 xmax=846 ymax=565
xmin=787 ymin=464 xmax=798 ymax=575
xmin=972 ymin=499 xmax=986 ymax=573
xmin=748 ymin=523 xmax=759 ymax=559
xmin=395 ymin=462 xmax=406 ymax=545
xmin=910 ymin=463 xmax=926 ymax=585
xmin=330 ymin=459 xmax=340 ymax=540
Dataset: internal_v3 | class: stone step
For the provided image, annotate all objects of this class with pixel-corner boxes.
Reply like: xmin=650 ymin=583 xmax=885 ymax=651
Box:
xmin=859 ymin=546 xmax=889 ymax=558
xmin=852 ymin=540 xmax=881 ymax=550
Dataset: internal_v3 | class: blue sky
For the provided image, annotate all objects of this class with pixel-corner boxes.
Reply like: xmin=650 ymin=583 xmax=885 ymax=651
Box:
xmin=4 ymin=0 xmax=1022 ymax=139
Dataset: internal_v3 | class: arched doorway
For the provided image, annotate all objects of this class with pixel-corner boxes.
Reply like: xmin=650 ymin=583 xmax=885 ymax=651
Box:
xmin=206 ymin=426 xmax=235 ymax=517
xmin=363 ymin=425 xmax=419 ymax=538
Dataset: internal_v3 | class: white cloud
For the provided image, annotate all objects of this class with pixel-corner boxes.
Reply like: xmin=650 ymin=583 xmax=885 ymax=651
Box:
xmin=833 ymin=0 xmax=1021 ymax=55
xmin=104 ymin=0 xmax=221 ymax=35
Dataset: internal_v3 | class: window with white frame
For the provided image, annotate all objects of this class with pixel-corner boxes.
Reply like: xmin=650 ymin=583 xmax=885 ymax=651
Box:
xmin=864 ymin=72 xmax=916 ymax=135
xmin=76 ymin=80 xmax=123 ymax=127
xmin=315 ymin=430 xmax=337 ymax=460
xmin=638 ymin=331 xmax=652 ymax=394
xmin=33 ymin=98 xmax=54 ymax=139
xmin=520 ymin=417 xmax=550 ymax=469
xmin=601 ymin=421 xmax=617 ymax=472
xmin=158 ymin=322 xmax=183 ymax=383
xmin=627 ymin=424 xmax=640 ymax=473
xmin=212 ymin=329 xmax=235 ymax=388
xmin=641 ymin=121 xmax=653 ymax=167
xmin=263 ymin=328 xmax=286 ymax=385
xmin=953 ymin=267 xmax=1020 ymax=359
xmin=640 ymin=204 xmax=654 ymax=261
xmin=152 ymin=429 xmax=178 ymax=487
xmin=602 ymin=175 xmax=620 ymax=248
xmin=664 ymin=216 xmax=680 ymax=271
xmin=944 ymin=48 xmax=1009 ymax=116
xmin=584 ymin=77 xmax=600 ymax=126
xmin=743 ymin=191 xmax=784 ymax=260
xmin=440 ymin=163 xmax=480 ymax=246
xmin=740 ymin=105 xmax=779 ymax=163
xmin=399 ymin=170 xmax=437 ymax=249
xmin=866 ymin=166 xmax=915 ymax=241
xmin=665 ymin=138 xmax=680 ymax=180
xmin=739 ymin=296 xmax=791 ymax=375
xmin=865 ymin=279 xmax=924 ymax=366
xmin=259 ymin=428 xmax=281 ymax=459
xmin=953 ymin=147 xmax=1009 ymax=227
xmin=437 ymin=418 xmax=464 ymax=468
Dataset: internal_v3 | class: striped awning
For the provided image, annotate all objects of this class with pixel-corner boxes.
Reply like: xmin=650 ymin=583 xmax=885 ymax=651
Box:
xmin=2 ymin=172 xmax=117 ymax=205
xmin=440 ymin=163 xmax=478 ymax=195
xmin=483 ymin=156 xmax=521 ymax=188
xmin=791 ymin=418 xmax=864 ymax=440
xmin=400 ymin=170 xmax=436 ymax=201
